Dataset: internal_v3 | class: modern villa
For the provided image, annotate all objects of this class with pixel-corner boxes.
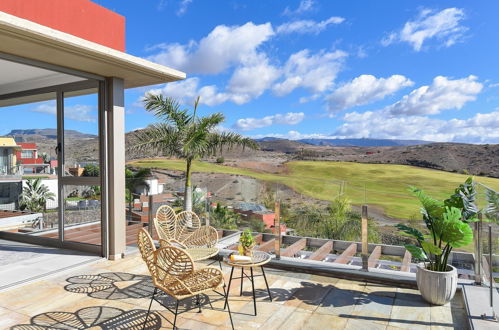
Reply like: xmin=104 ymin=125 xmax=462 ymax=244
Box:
xmin=0 ymin=1 xmax=497 ymax=329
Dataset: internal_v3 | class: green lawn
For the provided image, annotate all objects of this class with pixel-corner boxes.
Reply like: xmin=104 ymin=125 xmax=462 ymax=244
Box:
xmin=130 ymin=159 xmax=499 ymax=220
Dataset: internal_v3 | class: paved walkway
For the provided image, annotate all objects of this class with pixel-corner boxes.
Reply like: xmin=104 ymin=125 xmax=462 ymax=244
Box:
xmin=0 ymin=252 xmax=468 ymax=329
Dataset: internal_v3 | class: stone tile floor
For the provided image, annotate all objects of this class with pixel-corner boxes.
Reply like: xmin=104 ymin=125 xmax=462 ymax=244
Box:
xmin=0 ymin=252 xmax=468 ymax=329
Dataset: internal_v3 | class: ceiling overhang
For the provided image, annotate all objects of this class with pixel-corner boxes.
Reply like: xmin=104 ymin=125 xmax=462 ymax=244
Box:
xmin=0 ymin=11 xmax=186 ymax=90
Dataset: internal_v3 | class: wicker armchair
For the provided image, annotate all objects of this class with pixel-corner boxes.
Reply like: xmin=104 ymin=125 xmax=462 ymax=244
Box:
xmin=154 ymin=205 xmax=219 ymax=262
xmin=142 ymin=245 xmax=234 ymax=329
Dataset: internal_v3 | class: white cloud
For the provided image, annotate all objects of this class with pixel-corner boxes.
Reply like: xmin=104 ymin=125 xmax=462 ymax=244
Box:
xmin=226 ymin=58 xmax=281 ymax=104
xmin=148 ymin=77 xmax=226 ymax=107
xmin=333 ymin=110 xmax=499 ymax=143
xmin=147 ymin=46 xmax=348 ymax=106
xmin=149 ymin=56 xmax=280 ymax=106
xmin=326 ymin=74 xmax=414 ymax=115
xmin=233 ymin=112 xmax=305 ymax=131
xmin=176 ymin=0 xmax=192 ymax=16
xmin=250 ymin=130 xmax=332 ymax=140
xmin=385 ymin=75 xmax=482 ymax=116
xmin=283 ymin=0 xmax=316 ymax=16
xmin=147 ymin=58 xmax=280 ymax=106
xmin=276 ymin=16 xmax=344 ymax=35
xmin=147 ymin=22 xmax=274 ymax=75
xmin=31 ymin=102 xmax=96 ymax=122
xmin=382 ymin=8 xmax=467 ymax=51
xmin=273 ymin=49 xmax=347 ymax=96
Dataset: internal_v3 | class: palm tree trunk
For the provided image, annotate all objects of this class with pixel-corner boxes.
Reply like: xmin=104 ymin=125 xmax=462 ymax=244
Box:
xmin=184 ymin=159 xmax=193 ymax=212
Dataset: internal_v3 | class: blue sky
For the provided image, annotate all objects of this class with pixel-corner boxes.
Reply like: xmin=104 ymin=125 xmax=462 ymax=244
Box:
xmin=3 ymin=0 xmax=499 ymax=143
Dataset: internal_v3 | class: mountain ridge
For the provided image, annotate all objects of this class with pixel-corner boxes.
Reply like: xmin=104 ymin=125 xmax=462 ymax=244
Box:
xmin=255 ymin=137 xmax=432 ymax=147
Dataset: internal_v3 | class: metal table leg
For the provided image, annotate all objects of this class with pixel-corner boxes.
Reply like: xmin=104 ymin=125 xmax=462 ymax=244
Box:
xmin=240 ymin=267 xmax=244 ymax=296
xmin=250 ymin=267 xmax=257 ymax=316
xmin=224 ymin=266 xmax=235 ymax=310
xmin=261 ymin=266 xmax=272 ymax=301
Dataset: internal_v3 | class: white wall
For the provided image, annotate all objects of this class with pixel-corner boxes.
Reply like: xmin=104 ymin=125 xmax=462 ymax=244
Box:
xmin=135 ymin=179 xmax=164 ymax=195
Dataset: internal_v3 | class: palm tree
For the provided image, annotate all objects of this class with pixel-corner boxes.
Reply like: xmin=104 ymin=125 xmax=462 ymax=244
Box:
xmin=129 ymin=95 xmax=258 ymax=211
xmin=125 ymin=167 xmax=151 ymax=203
xmin=19 ymin=178 xmax=55 ymax=213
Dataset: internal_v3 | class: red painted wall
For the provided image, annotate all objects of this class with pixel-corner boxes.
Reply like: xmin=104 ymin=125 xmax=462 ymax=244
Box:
xmin=16 ymin=143 xmax=43 ymax=164
xmin=0 ymin=0 xmax=125 ymax=51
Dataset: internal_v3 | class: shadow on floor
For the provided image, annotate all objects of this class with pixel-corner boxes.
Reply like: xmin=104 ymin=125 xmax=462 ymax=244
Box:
xmin=64 ymin=272 xmax=221 ymax=310
xmin=10 ymin=306 xmax=163 ymax=329
xmin=65 ymin=272 xmax=155 ymax=300
xmin=65 ymin=271 xmax=430 ymax=310
xmin=247 ymin=281 xmax=429 ymax=308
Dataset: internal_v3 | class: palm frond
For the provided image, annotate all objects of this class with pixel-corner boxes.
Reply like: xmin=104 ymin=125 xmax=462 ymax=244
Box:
xmin=127 ymin=123 xmax=182 ymax=157
xmin=143 ymin=93 xmax=192 ymax=127
xmin=207 ymin=132 xmax=259 ymax=155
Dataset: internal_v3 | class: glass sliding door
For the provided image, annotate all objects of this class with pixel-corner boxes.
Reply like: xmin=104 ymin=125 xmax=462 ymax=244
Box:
xmin=59 ymin=84 xmax=105 ymax=253
xmin=0 ymin=93 xmax=60 ymax=241
xmin=0 ymin=55 xmax=106 ymax=255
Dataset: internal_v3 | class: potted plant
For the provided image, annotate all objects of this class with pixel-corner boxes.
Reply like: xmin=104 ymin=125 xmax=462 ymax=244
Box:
xmin=397 ymin=182 xmax=477 ymax=305
xmin=239 ymin=229 xmax=255 ymax=256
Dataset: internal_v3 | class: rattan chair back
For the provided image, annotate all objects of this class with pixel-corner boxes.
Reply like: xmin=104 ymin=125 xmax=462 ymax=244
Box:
xmin=154 ymin=205 xmax=177 ymax=241
xmin=153 ymin=246 xmax=195 ymax=293
xmin=137 ymin=228 xmax=156 ymax=276
xmin=175 ymin=210 xmax=201 ymax=243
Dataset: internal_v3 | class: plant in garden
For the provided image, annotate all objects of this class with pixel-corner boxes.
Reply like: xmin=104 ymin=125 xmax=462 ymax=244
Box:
xmin=19 ymin=178 xmax=55 ymax=213
xmin=285 ymin=196 xmax=380 ymax=242
xmin=485 ymin=187 xmax=499 ymax=222
xmin=396 ymin=183 xmax=477 ymax=272
xmin=125 ymin=168 xmax=150 ymax=202
xmin=83 ymin=164 xmax=100 ymax=177
xmin=210 ymin=203 xmax=239 ymax=229
xmin=128 ymin=94 xmax=257 ymax=211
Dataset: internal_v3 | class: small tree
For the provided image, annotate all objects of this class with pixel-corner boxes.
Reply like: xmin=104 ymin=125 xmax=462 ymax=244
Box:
xmin=129 ymin=95 xmax=258 ymax=211
xmin=210 ymin=203 xmax=240 ymax=230
xmin=83 ymin=164 xmax=100 ymax=177
xmin=19 ymin=178 xmax=55 ymax=213
xmin=125 ymin=168 xmax=151 ymax=203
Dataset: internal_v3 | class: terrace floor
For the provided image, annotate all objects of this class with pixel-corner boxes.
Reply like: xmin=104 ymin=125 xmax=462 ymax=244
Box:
xmin=0 ymin=251 xmax=468 ymax=329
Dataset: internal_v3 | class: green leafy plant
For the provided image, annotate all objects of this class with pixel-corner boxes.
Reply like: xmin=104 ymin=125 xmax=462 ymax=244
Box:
xmin=485 ymin=187 xmax=499 ymax=222
xmin=19 ymin=178 xmax=55 ymax=213
xmin=396 ymin=182 xmax=478 ymax=272
xmin=239 ymin=229 xmax=255 ymax=248
xmin=82 ymin=164 xmax=100 ymax=177
xmin=210 ymin=203 xmax=239 ymax=229
xmin=125 ymin=167 xmax=151 ymax=203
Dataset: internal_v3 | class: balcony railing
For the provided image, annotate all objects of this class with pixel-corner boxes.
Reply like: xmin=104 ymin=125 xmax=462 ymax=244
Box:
xmin=0 ymin=165 xmax=23 ymax=178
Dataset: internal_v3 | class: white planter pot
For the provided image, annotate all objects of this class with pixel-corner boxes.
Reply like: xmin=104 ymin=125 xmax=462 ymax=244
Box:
xmin=416 ymin=263 xmax=457 ymax=305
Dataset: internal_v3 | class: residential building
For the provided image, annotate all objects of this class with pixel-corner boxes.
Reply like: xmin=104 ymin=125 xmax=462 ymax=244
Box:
xmin=234 ymin=202 xmax=287 ymax=234
xmin=0 ymin=137 xmax=20 ymax=176
xmin=15 ymin=142 xmax=50 ymax=174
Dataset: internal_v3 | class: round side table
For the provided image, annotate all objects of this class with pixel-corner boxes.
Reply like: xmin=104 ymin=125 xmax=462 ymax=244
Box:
xmin=223 ymin=251 xmax=273 ymax=316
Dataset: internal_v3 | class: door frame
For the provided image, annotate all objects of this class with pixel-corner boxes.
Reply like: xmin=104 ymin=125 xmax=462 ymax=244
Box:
xmin=0 ymin=53 xmax=108 ymax=257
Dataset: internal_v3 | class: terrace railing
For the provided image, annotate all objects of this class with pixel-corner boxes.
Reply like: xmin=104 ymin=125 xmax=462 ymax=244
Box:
xmin=124 ymin=172 xmax=499 ymax=288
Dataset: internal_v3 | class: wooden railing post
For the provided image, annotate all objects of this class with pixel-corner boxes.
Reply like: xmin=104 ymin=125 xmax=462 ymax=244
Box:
xmin=361 ymin=205 xmax=369 ymax=271
xmin=274 ymin=201 xmax=281 ymax=260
